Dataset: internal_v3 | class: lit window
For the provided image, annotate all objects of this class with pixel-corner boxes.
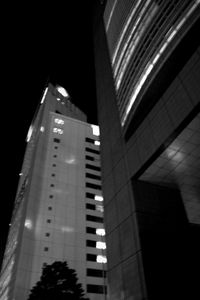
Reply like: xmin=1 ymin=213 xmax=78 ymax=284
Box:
xmin=56 ymin=97 xmax=61 ymax=101
xmin=95 ymin=195 xmax=103 ymax=202
xmin=40 ymin=126 xmax=45 ymax=132
xmin=91 ymin=124 xmax=100 ymax=136
xmin=57 ymin=86 xmax=69 ymax=97
xmin=26 ymin=125 xmax=34 ymax=142
xmin=96 ymin=241 xmax=106 ymax=249
xmin=94 ymin=140 xmax=100 ymax=146
xmin=96 ymin=255 xmax=107 ymax=263
xmin=25 ymin=219 xmax=32 ymax=229
xmin=96 ymin=205 xmax=104 ymax=212
xmin=40 ymin=87 xmax=48 ymax=104
xmin=53 ymin=128 xmax=63 ymax=134
xmin=96 ymin=228 xmax=105 ymax=236
xmin=54 ymin=118 xmax=64 ymax=125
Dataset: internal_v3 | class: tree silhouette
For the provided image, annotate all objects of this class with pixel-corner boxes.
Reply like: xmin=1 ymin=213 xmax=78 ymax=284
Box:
xmin=27 ymin=261 xmax=89 ymax=300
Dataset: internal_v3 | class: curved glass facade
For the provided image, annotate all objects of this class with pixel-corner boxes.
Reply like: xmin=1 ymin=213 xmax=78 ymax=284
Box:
xmin=104 ymin=0 xmax=200 ymax=126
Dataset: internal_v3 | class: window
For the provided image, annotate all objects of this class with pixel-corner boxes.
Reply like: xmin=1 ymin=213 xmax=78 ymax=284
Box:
xmin=86 ymin=227 xmax=96 ymax=234
xmin=44 ymin=247 xmax=49 ymax=251
xmin=86 ymin=182 xmax=101 ymax=190
xmin=53 ymin=138 xmax=60 ymax=143
xmin=52 ymin=164 xmax=56 ymax=167
xmin=86 ymin=203 xmax=96 ymax=210
xmin=48 ymin=206 xmax=52 ymax=210
xmin=86 ymin=173 xmax=101 ymax=180
xmin=47 ymin=219 xmax=51 ymax=223
xmin=86 ymin=254 xmax=96 ymax=262
xmin=54 ymin=146 xmax=58 ymax=149
xmin=86 ymin=192 xmax=95 ymax=199
xmin=53 ymin=155 xmax=57 ymax=158
xmin=50 ymin=184 xmax=55 ymax=187
xmin=45 ymin=233 xmax=50 ymax=237
xmin=85 ymin=137 xmax=95 ymax=144
xmin=51 ymin=174 xmax=55 ymax=177
xmin=53 ymin=128 xmax=63 ymax=134
xmin=85 ymin=147 xmax=100 ymax=155
xmin=86 ymin=215 xmax=103 ymax=223
xmin=86 ymin=164 xmax=101 ymax=172
xmin=86 ymin=240 xmax=96 ymax=248
xmin=85 ymin=155 xmax=94 ymax=161
xmin=87 ymin=284 xmax=106 ymax=294
xmin=49 ymin=195 xmax=53 ymax=199
xmin=87 ymin=268 xmax=106 ymax=278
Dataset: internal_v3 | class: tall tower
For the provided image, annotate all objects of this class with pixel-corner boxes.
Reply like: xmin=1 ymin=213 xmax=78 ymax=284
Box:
xmin=93 ymin=0 xmax=200 ymax=299
xmin=0 ymin=84 xmax=107 ymax=300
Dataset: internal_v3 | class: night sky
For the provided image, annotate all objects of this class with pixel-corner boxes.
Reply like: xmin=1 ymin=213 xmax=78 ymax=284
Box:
xmin=1 ymin=2 xmax=97 ymax=268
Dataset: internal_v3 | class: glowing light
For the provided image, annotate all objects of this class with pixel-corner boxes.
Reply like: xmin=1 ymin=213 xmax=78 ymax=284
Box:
xmin=121 ymin=0 xmax=200 ymax=126
xmin=96 ymin=205 xmax=104 ymax=212
xmin=40 ymin=126 xmax=45 ymax=132
xmin=56 ymin=97 xmax=61 ymax=101
xmin=91 ymin=124 xmax=100 ymax=136
xmin=40 ymin=87 xmax=48 ymax=104
xmin=55 ymin=118 xmax=64 ymax=125
xmin=96 ymin=228 xmax=105 ymax=236
xmin=65 ymin=155 xmax=76 ymax=164
xmin=97 ymin=255 xmax=107 ymax=263
xmin=53 ymin=128 xmax=63 ymax=134
xmin=95 ymin=195 xmax=103 ymax=202
xmin=57 ymin=86 xmax=69 ymax=97
xmin=61 ymin=226 xmax=74 ymax=233
xmin=112 ymin=0 xmax=143 ymax=65
xmin=96 ymin=241 xmax=106 ymax=250
xmin=25 ymin=219 xmax=33 ymax=229
xmin=26 ymin=125 xmax=34 ymax=142
xmin=106 ymin=0 xmax=118 ymax=31
xmin=94 ymin=140 xmax=100 ymax=146
xmin=19 ymin=173 xmax=23 ymax=176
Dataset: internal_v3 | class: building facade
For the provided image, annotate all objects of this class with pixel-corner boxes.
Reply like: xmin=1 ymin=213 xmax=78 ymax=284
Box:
xmin=93 ymin=0 xmax=200 ymax=299
xmin=0 ymin=84 xmax=107 ymax=300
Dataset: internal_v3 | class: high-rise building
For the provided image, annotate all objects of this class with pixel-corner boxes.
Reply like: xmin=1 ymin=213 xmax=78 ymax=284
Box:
xmin=93 ymin=0 xmax=200 ymax=299
xmin=0 ymin=84 xmax=107 ymax=300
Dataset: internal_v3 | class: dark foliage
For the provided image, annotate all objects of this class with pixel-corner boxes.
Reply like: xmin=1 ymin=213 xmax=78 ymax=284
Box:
xmin=27 ymin=261 xmax=89 ymax=300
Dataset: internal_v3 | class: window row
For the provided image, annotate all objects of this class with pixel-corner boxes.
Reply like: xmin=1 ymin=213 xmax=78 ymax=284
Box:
xmin=86 ymin=172 xmax=101 ymax=180
xmin=86 ymin=164 xmax=101 ymax=172
xmin=86 ymin=240 xmax=106 ymax=249
xmin=85 ymin=147 xmax=100 ymax=155
xmin=86 ymin=192 xmax=103 ymax=202
xmin=86 ymin=182 xmax=101 ymax=190
xmin=87 ymin=284 xmax=107 ymax=294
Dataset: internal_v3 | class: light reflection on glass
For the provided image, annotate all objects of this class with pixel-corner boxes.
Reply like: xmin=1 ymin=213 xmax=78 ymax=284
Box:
xmin=61 ymin=226 xmax=74 ymax=233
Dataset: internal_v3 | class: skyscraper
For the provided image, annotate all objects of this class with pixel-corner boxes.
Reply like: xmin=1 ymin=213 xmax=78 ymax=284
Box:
xmin=93 ymin=0 xmax=200 ymax=299
xmin=0 ymin=84 xmax=107 ymax=300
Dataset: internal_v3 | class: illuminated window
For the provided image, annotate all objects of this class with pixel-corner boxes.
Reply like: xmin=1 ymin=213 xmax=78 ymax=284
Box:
xmin=96 ymin=241 xmax=106 ymax=249
xmin=96 ymin=228 xmax=105 ymax=236
xmin=53 ymin=128 xmax=63 ymax=134
xmin=40 ymin=126 xmax=45 ymax=132
xmin=55 ymin=118 xmax=64 ymax=125
xmin=95 ymin=195 xmax=103 ymax=202
xmin=96 ymin=255 xmax=107 ymax=263
xmin=57 ymin=86 xmax=69 ymax=97
xmin=91 ymin=124 xmax=100 ymax=136
xmin=95 ymin=140 xmax=100 ymax=146
xmin=24 ymin=219 xmax=32 ymax=229
xmin=96 ymin=205 xmax=104 ymax=212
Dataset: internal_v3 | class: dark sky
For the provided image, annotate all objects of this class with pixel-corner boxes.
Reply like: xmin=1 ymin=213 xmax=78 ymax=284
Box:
xmin=1 ymin=1 xmax=97 ymax=267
